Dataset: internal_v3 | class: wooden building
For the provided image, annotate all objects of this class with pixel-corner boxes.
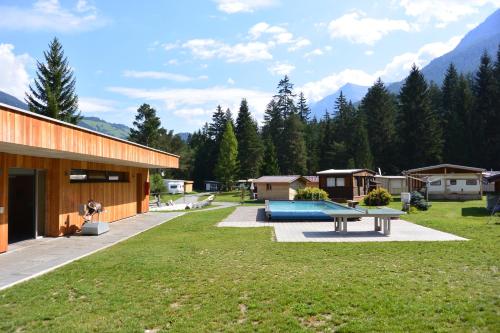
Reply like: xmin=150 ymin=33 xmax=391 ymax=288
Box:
xmin=403 ymin=164 xmax=485 ymax=200
xmin=0 ymin=103 xmax=178 ymax=253
xmin=184 ymin=180 xmax=194 ymax=193
xmin=374 ymin=175 xmax=407 ymax=195
xmin=317 ymin=169 xmax=376 ymax=202
xmin=253 ymin=175 xmax=308 ymax=200
xmin=304 ymin=176 xmax=319 ymax=188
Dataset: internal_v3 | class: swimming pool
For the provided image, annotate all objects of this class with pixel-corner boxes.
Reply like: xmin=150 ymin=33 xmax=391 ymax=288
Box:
xmin=266 ymin=200 xmax=362 ymax=220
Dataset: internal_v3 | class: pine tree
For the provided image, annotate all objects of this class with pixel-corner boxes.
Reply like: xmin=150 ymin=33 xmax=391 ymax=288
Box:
xmin=361 ymin=78 xmax=398 ymax=173
xmin=296 ymin=92 xmax=311 ymax=122
xmin=208 ymin=105 xmax=228 ymax=142
xmin=398 ymin=64 xmax=443 ymax=169
xmin=454 ymin=74 xmax=475 ymax=164
xmin=274 ymin=75 xmax=297 ymax=118
xmin=349 ymin=108 xmax=373 ymax=169
xmin=318 ymin=112 xmax=343 ymax=169
xmin=472 ymin=50 xmax=499 ymax=168
xmin=304 ymin=116 xmax=320 ymax=174
xmin=128 ymin=103 xmax=162 ymax=147
xmin=235 ymin=99 xmax=263 ymax=179
xmin=215 ymin=121 xmax=239 ymax=190
xmin=260 ymin=136 xmax=280 ymax=175
xmin=279 ymin=114 xmax=307 ymax=175
xmin=492 ymin=44 xmax=500 ymax=168
xmin=26 ymin=37 xmax=81 ymax=124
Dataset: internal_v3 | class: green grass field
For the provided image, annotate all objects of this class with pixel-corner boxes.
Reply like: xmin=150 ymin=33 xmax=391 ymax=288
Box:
xmin=0 ymin=200 xmax=498 ymax=332
xmin=200 ymin=190 xmax=257 ymax=203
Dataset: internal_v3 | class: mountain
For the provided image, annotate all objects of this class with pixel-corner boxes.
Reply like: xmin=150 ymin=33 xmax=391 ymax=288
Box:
xmin=177 ymin=132 xmax=191 ymax=142
xmin=388 ymin=8 xmax=500 ymax=93
xmin=309 ymin=83 xmax=369 ymax=119
xmin=78 ymin=117 xmax=131 ymax=139
xmin=0 ymin=90 xmax=28 ymax=109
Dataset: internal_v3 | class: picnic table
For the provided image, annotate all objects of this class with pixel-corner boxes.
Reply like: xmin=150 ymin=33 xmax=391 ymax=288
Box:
xmin=324 ymin=207 xmax=405 ymax=235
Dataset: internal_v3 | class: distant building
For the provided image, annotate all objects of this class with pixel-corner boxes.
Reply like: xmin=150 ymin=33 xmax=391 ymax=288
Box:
xmin=375 ymin=175 xmax=407 ymax=195
xmin=204 ymin=180 xmax=221 ymax=192
xmin=403 ymin=164 xmax=485 ymax=200
xmin=317 ymin=169 xmax=376 ymax=202
xmin=483 ymin=172 xmax=500 ymax=211
xmin=184 ymin=180 xmax=194 ymax=193
xmin=253 ymin=175 xmax=308 ymax=200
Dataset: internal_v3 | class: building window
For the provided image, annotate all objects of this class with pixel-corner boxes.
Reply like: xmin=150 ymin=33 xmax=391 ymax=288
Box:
xmin=449 ymin=179 xmax=457 ymax=185
xmin=336 ymin=177 xmax=345 ymax=187
xmin=466 ymin=179 xmax=477 ymax=186
xmin=70 ymin=169 xmax=129 ymax=183
xmin=266 ymin=183 xmax=272 ymax=191
xmin=430 ymin=180 xmax=441 ymax=186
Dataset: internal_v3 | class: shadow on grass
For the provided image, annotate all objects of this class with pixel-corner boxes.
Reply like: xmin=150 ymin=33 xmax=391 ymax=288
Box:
xmin=461 ymin=207 xmax=490 ymax=217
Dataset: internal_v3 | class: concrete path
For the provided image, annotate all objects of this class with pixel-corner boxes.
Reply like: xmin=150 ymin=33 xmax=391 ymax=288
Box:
xmin=173 ymin=192 xmax=211 ymax=205
xmin=219 ymin=206 xmax=467 ymax=243
xmin=0 ymin=212 xmax=183 ymax=291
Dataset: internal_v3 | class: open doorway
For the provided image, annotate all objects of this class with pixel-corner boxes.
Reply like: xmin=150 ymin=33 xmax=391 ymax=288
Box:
xmin=8 ymin=169 xmax=46 ymax=244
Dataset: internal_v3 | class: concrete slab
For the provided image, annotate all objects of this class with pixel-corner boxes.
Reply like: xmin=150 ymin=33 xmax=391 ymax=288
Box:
xmin=0 ymin=212 xmax=183 ymax=291
xmin=219 ymin=206 xmax=467 ymax=243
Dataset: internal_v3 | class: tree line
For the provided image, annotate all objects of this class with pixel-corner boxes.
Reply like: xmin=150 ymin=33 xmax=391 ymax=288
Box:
xmin=25 ymin=38 xmax=500 ymax=190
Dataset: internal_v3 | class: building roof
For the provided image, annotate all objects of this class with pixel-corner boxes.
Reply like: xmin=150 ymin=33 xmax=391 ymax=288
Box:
xmin=484 ymin=172 xmax=500 ymax=183
xmin=253 ymin=175 xmax=306 ymax=183
xmin=0 ymin=102 xmax=179 ymax=169
xmin=316 ymin=169 xmax=376 ymax=175
xmin=375 ymin=175 xmax=406 ymax=179
xmin=403 ymin=163 xmax=485 ymax=174
xmin=304 ymin=175 xmax=319 ymax=183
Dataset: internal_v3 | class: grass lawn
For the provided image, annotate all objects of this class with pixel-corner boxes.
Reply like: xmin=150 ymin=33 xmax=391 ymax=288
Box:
xmin=1 ymin=200 xmax=499 ymax=332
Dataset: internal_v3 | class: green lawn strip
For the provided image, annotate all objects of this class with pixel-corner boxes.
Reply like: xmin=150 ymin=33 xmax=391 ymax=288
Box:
xmin=1 ymin=201 xmax=499 ymax=332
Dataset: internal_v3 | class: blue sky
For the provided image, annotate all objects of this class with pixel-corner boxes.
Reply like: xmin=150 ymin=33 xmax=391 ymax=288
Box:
xmin=0 ymin=0 xmax=498 ymax=132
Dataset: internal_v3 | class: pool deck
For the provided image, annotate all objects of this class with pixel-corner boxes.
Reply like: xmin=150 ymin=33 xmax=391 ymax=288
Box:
xmin=218 ymin=206 xmax=467 ymax=243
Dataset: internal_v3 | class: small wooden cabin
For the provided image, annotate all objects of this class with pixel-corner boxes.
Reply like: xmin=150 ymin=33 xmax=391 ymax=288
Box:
xmin=304 ymin=176 xmax=319 ymax=188
xmin=253 ymin=175 xmax=308 ymax=200
xmin=317 ymin=169 xmax=376 ymax=202
xmin=184 ymin=180 xmax=194 ymax=193
xmin=375 ymin=175 xmax=407 ymax=195
xmin=0 ymin=103 xmax=179 ymax=253
xmin=403 ymin=164 xmax=485 ymax=200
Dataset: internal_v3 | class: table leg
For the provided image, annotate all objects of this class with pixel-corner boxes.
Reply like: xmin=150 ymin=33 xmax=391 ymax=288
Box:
xmin=374 ymin=217 xmax=381 ymax=231
xmin=342 ymin=217 xmax=347 ymax=233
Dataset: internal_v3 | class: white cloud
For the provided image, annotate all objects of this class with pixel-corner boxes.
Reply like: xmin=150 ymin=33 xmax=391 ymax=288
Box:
xmin=375 ymin=35 xmax=462 ymax=81
xmin=328 ymin=11 xmax=412 ymax=45
xmin=398 ymin=0 xmax=500 ymax=27
xmin=123 ymin=70 xmax=206 ymax=82
xmin=79 ymin=97 xmax=118 ymax=113
xmin=167 ymin=59 xmax=179 ymax=65
xmin=227 ymin=78 xmax=236 ymax=85
xmin=0 ymin=44 xmax=32 ymax=100
xmin=249 ymin=22 xmax=311 ymax=52
xmin=163 ymin=42 xmax=180 ymax=51
xmin=299 ymin=69 xmax=376 ymax=102
xmin=182 ymin=39 xmax=273 ymax=63
xmin=214 ymin=0 xmax=276 ymax=13
xmin=268 ymin=62 xmax=295 ymax=76
xmin=108 ymin=86 xmax=272 ymax=122
xmin=304 ymin=48 xmax=323 ymax=58
xmin=0 ymin=0 xmax=107 ymax=32
xmin=288 ymin=38 xmax=311 ymax=52
xmin=365 ymin=50 xmax=374 ymax=56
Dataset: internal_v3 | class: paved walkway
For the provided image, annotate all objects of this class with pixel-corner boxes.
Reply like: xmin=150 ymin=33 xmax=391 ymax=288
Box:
xmin=0 ymin=212 xmax=183 ymax=291
xmin=218 ymin=206 xmax=467 ymax=243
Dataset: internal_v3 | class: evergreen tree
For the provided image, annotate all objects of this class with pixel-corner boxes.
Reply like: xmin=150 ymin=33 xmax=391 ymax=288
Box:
xmin=274 ymin=75 xmax=296 ymax=118
xmin=349 ymin=108 xmax=373 ymax=169
xmin=190 ymin=125 xmax=213 ymax=187
xmin=454 ymin=74 xmax=475 ymax=164
xmin=492 ymin=45 xmax=500 ymax=168
xmin=260 ymin=136 xmax=280 ymax=175
xmin=473 ymin=50 xmax=499 ymax=168
xmin=26 ymin=37 xmax=81 ymax=124
xmin=279 ymin=114 xmax=307 ymax=175
xmin=235 ymin=99 xmax=263 ymax=179
xmin=318 ymin=112 xmax=343 ymax=169
xmin=208 ymin=105 xmax=228 ymax=142
xmin=398 ymin=64 xmax=443 ymax=169
xmin=214 ymin=121 xmax=239 ymax=190
xmin=296 ymin=92 xmax=311 ymax=122
xmin=128 ymin=103 xmax=162 ymax=147
xmin=361 ymin=78 xmax=398 ymax=173
xmin=305 ymin=116 xmax=320 ymax=174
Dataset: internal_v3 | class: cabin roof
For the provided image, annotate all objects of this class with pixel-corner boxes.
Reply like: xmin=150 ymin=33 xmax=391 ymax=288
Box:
xmin=316 ymin=169 xmax=376 ymax=175
xmin=254 ymin=175 xmax=306 ymax=183
xmin=403 ymin=163 xmax=485 ymax=174
xmin=304 ymin=175 xmax=319 ymax=183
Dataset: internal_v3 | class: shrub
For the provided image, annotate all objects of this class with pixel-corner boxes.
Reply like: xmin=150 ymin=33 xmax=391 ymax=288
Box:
xmin=295 ymin=187 xmax=329 ymax=201
xmin=410 ymin=191 xmax=431 ymax=211
xmin=150 ymin=173 xmax=166 ymax=196
xmin=363 ymin=188 xmax=392 ymax=206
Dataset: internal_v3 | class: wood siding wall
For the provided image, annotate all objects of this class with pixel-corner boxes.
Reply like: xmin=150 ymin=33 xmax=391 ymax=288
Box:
xmin=0 ymin=105 xmax=178 ymax=169
xmin=256 ymin=180 xmax=306 ymax=200
xmin=0 ymin=152 xmax=149 ymax=253
xmin=319 ymin=171 xmax=375 ymax=202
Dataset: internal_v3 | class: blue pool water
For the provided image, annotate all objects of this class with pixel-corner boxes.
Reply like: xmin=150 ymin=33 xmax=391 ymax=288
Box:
xmin=267 ymin=200 xmax=353 ymax=220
